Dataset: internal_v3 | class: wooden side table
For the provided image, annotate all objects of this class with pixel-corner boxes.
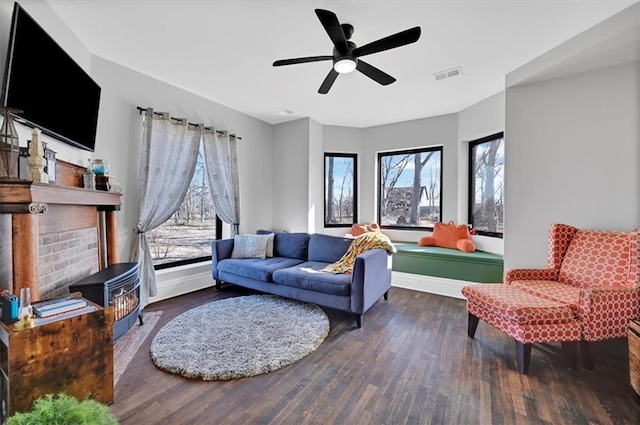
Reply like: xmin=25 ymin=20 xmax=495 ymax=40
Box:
xmin=629 ymin=320 xmax=640 ymax=396
xmin=0 ymin=300 xmax=113 ymax=420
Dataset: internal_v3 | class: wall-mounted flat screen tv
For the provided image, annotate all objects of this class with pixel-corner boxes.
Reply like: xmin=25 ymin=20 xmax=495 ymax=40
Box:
xmin=1 ymin=2 xmax=101 ymax=152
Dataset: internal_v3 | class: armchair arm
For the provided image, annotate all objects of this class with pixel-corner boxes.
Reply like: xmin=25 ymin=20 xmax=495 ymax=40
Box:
xmin=504 ymin=268 xmax=559 ymax=284
xmin=578 ymin=283 xmax=640 ymax=340
xmin=350 ymin=249 xmax=392 ymax=314
xmin=211 ymin=238 xmax=234 ymax=280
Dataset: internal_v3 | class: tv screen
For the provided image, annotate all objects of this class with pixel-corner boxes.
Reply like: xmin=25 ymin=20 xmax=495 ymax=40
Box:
xmin=1 ymin=3 xmax=101 ymax=152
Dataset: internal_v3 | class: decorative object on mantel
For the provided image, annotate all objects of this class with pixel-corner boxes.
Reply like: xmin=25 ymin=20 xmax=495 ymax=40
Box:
xmin=83 ymin=158 xmax=96 ymax=189
xmin=91 ymin=158 xmax=110 ymax=174
xmin=17 ymin=147 xmax=29 ymax=180
xmin=0 ymin=107 xmax=22 ymax=179
xmin=27 ymin=128 xmax=48 ymax=183
xmin=44 ymin=144 xmax=56 ymax=183
xmin=108 ymin=176 xmax=122 ymax=193
xmin=92 ymin=159 xmax=111 ymax=191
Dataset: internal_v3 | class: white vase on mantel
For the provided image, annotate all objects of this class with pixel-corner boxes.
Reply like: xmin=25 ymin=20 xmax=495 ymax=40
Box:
xmin=27 ymin=128 xmax=48 ymax=183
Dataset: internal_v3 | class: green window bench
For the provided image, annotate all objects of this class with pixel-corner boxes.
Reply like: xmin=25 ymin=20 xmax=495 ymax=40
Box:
xmin=391 ymin=242 xmax=504 ymax=283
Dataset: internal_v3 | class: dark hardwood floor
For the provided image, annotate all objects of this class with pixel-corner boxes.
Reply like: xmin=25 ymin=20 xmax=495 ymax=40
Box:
xmin=113 ymin=286 xmax=640 ymax=424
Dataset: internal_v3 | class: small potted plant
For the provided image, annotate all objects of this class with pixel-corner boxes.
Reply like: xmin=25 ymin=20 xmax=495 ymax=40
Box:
xmin=7 ymin=393 xmax=118 ymax=425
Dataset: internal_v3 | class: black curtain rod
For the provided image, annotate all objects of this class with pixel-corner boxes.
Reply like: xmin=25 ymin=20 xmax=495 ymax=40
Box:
xmin=136 ymin=106 xmax=242 ymax=139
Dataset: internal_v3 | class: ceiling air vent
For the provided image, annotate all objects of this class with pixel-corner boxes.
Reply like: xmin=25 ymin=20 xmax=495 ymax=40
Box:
xmin=433 ymin=66 xmax=462 ymax=81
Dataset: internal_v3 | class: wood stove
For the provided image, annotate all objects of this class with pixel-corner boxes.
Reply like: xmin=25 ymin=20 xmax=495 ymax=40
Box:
xmin=69 ymin=262 xmax=142 ymax=341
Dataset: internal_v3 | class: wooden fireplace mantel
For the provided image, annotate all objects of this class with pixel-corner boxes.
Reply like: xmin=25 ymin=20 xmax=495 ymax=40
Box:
xmin=0 ymin=179 xmax=122 ymax=301
xmin=0 ymin=179 xmax=121 ymax=211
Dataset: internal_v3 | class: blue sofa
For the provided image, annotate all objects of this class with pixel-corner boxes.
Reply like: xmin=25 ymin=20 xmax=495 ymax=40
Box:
xmin=211 ymin=232 xmax=392 ymax=327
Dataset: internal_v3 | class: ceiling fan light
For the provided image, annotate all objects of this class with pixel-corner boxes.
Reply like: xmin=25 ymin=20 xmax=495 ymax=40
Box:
xmin=334 ymin=59 xmax=356 ymax=74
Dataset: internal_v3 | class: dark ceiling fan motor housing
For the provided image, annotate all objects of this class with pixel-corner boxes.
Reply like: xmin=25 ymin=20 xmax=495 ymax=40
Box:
xmin=333 ymin=41 xmax=356 ymax=67
xmin=273 ymin=9 xmax=421 ymax=94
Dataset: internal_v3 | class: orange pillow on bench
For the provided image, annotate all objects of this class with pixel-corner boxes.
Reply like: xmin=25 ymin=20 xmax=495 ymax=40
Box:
xmin=351 ymin=223 xmax=380 ymax=237
xmin=419 ymin=221 xmax=476 ymax=253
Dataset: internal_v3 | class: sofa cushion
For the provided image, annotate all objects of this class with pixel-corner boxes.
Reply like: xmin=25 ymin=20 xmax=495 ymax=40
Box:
xmin=272 ymin=261 xmax=351 ymax=296
xmin=217 ymin=257 xmax=305 ymax=282
xmin=256 ymin=230 xmax=278 ymax=257
xmin=274 ymin=232 xmax=310 ymax=260
xmin=308 ymin=234 xmax=353 ymax=263
xmin=231 ymin=234 xmax=270 ymax=259
xmin=263 ymin=233 xmax=275 ymax=257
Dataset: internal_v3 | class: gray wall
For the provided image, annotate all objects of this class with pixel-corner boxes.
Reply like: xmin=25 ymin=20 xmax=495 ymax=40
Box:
xmin=272 ymin=118 xmax=310 ymax=232
xmin=505 ymin=61 xmax=639 ymax=268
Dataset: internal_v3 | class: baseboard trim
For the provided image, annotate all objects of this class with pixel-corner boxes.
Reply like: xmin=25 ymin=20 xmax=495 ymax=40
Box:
xmin=149 ymin=267 xmax=468 ymax=304
xmin=391 ymin=271 xmax=468 ymax=299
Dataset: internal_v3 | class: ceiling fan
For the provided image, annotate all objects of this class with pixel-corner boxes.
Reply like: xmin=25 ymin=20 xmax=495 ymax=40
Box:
xmin=273 ymin=9 xmax=421 ymax=94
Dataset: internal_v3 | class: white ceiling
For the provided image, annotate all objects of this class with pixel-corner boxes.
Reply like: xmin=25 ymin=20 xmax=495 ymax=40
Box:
xmin=46 ymin=0 xmax=636 ymax=128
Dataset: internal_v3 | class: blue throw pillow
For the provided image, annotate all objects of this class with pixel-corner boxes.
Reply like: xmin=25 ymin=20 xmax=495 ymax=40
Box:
xmin=273 ymin=232 xmax=310 ymax=260
xmin=308 ymin=234 xmax=353 ymax=263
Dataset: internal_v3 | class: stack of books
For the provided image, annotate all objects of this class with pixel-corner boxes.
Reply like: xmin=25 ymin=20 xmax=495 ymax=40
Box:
xmin=32 ymin=295 xmax=96 ymax=324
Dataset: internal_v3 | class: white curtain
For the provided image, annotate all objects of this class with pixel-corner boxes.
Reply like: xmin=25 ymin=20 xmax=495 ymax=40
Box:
xmin=202 ymin=129 xmax=240 ymax=236
xmin=130 ymin=109 xmax=201 ymax=308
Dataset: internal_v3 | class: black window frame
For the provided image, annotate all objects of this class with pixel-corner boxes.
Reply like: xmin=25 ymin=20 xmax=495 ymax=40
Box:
xmin=468 ymin=132 xmax=504 ymax=238
xmin=377 ymin=146 xmax=443 ymax=231
xmin=324 ymin=152 xmax=358 ymax=228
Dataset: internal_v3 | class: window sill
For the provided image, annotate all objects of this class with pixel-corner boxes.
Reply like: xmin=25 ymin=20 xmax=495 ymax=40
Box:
xmin=155 ymin=260 xmax=212 ymax=277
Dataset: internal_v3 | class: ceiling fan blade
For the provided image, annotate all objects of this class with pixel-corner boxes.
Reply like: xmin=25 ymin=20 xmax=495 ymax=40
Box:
xmin=273 ymin=56 xmax=333 ymax=66
xmin=353 ymin=27 xmax=421 ymax=58
xmin=318 ymin=68 xmax=339 ymax=94
xmin=356 ymin=60 xmax=396 ymax=85
xmin=315 ymin=9 xmax=349 ymax=54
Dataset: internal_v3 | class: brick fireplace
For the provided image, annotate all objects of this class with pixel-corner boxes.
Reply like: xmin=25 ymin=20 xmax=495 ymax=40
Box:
xmin=0 ymin=160 xmax=121 ymax=301
xmin=39 ymin=227 xmax=99 ymax=298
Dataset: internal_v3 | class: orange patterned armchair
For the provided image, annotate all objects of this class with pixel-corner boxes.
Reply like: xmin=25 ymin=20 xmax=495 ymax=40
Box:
xmin=505 ymin=223 xmax=640 ymax=368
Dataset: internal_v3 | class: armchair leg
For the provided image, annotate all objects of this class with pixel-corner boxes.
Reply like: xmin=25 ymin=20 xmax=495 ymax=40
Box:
xmin=561 ymin=341 xmax=578 ymax=370
xmin=467 ymin=313 xmax=480 ymax=338
xmin=579 ymin=340 xmax=594 ymax=370
xmin=355 ymin=314 xmax=362 ymax=328
xmin=515 ymin=341 xmax=532 ymax=375
xmin=383 ymin=290 xmax=389 ymax=301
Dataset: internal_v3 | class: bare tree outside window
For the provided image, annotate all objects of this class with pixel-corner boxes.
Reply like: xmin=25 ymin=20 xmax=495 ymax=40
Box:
xmin=324 ymin=153 xmax=357 ymax=227
xmin=378 ymin=147 xmax=442 ymax=229
xmin=469 ymin=133 xmax=504 ymax=237
xmin=149 ymin=148 xmax=222 ymax=267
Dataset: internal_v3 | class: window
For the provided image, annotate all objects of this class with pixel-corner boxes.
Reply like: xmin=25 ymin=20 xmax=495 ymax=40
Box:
xmin=324 ymin=153 xmax=357 ymax=227
xmin=378 ymin=147 xmax=442 ymax=229
xmin=149 ymin=149 xmax=222 ymax=269
xmin=468 ymin=132 xmax=504 ymax=237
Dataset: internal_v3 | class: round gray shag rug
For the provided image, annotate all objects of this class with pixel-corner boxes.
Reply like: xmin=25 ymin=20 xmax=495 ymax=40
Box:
xmin=149 ymin=295 xmax=330 ymax=380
